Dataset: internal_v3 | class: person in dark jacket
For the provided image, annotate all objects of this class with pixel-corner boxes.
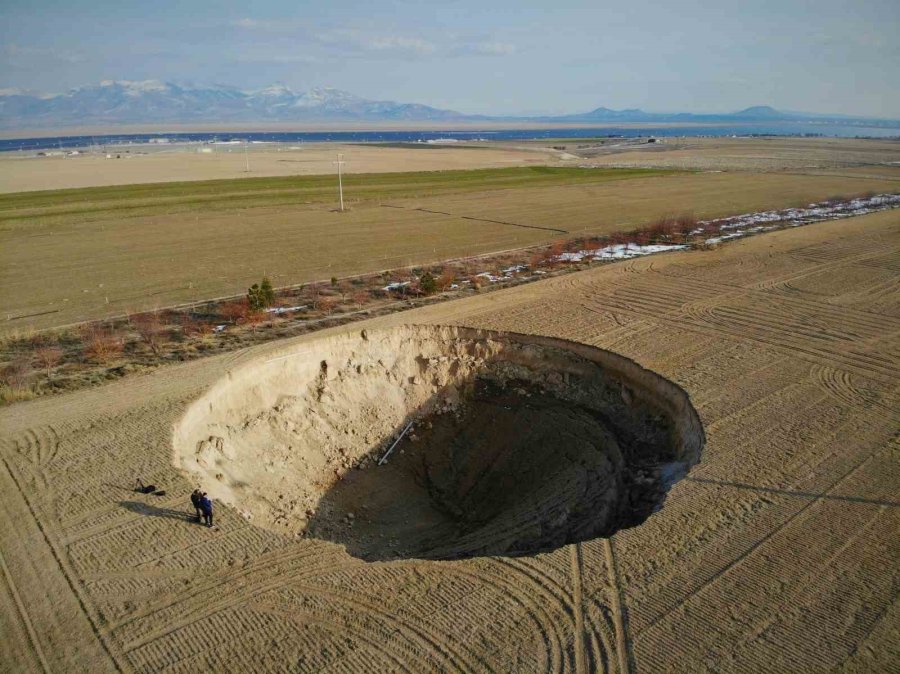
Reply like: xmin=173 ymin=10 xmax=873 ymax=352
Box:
xmin=199 ymin=493 xmax=213 ymax=528
xmin=190 ymin=489 xmax=203 ymax=521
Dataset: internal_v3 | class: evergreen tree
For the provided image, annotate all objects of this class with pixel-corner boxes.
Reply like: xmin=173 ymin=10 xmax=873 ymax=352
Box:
xmin=260 ymin=276 xmax=275 ymax=307
xmin=247 ymin=283 xmax=263 ymax=311
xmin=248 ymin=276 xmax=276 ymax=311
xmin=419 ymin=272 xmax=437 ymax=295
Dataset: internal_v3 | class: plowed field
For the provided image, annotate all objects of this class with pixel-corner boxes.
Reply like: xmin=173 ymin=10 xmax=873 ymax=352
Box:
xmin=1 ymin=208 xmax=897 ymax=672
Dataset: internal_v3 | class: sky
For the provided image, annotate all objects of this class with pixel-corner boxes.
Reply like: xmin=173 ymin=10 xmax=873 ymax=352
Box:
xmin=1 ymin=0 xmax=898 ymax=117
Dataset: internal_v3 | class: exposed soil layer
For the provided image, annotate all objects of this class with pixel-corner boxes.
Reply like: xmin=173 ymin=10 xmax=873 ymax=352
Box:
xmin=175 ymin=325 xmax=704 ymax=560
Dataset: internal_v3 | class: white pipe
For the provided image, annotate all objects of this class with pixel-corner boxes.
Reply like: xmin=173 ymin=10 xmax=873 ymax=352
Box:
xmin=378 ymin=421 xmax=413 ymax=465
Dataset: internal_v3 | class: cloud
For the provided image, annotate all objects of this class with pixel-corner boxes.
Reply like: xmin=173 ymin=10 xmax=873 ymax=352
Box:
xmin=314 ymin=29 xmax=438 ymax=58
xmin=366 ymin=36 xmax=437 ymax=56
xmin=233 ymin=52 xmax=321 ymax=65
xmin=231 ymin=17 xmax=283 ymax=31
xmin=455 ymin=41 xmax=517 ymax=56
xmin=3 ymin=43 xmax=86 ymax=64
xmin=227 ymin=20 xmax=514 ymax=60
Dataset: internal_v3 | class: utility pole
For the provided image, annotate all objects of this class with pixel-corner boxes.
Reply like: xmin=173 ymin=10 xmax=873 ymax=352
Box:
xmin=244 ymin=140 xmax=251 ymax=172
xmin=333 ymin=153 xmax=346 ymax=211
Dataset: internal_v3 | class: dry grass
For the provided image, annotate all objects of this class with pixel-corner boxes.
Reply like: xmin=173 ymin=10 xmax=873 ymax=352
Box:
xmin=3 ymin=167 xmax=897 ymax=333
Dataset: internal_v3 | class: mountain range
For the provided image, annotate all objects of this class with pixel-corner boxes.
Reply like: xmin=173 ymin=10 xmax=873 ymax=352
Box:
xmin=0 ymin=80 xmax=896 ymax=129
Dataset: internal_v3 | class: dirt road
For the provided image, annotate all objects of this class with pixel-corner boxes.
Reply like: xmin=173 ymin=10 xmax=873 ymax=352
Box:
xmin=1 ymin=209 xmax=897 ymax=672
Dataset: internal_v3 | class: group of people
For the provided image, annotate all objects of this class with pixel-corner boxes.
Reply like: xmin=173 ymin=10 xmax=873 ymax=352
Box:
xmin=190 ymin=489 xmax=214 ymax=527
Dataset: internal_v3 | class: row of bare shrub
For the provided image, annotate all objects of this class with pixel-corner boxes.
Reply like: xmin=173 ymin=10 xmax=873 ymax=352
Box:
xmin=0 ymin=207 xmax=764 ymax=405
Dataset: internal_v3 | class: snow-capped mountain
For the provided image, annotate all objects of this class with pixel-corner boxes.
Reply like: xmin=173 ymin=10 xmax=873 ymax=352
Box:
xmin=0 ymin=80 xmax=465 ymax=128
xmin=1 ymin=79 xmax=895 ymax=129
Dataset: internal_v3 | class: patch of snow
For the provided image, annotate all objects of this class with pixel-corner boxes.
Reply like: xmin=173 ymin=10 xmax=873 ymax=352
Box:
xmin=266 ymin=305 xmax=307 ymax=315
xmin=557 ymin=243 xmax=688 ymax=263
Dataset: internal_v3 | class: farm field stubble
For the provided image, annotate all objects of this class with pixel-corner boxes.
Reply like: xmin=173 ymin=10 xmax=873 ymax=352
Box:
xmin=562 ymin=136 xmax=900 ymax=173
xmin=0 ymin=142 xmax=562 ymax=194
xmin=2 ymin=166 xmax=898 ymax=332
xmin=0 ymin=209 xmax=897 ymax=672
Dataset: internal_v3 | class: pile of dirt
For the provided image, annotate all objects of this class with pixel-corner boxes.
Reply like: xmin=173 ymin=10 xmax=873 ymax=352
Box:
xmin=174 ymin=325 xmax=704 ymax=560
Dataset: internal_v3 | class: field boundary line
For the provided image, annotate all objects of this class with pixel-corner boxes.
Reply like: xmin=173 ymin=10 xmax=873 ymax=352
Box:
xmin=384 ymin=200 xmax=571 ymax=234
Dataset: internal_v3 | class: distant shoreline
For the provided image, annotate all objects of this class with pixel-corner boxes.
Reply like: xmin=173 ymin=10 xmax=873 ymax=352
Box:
xmin=0 ymin=120 xmax=738 ymax=140
xmin=2 ymin=124 xmax=899 ymax=150
xmin=4 ymin=119 xmax=900 ymax=142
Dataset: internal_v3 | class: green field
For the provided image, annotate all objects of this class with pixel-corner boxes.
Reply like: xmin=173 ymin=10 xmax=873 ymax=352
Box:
xmin=0 ymin=167 xmax=673 ymax=226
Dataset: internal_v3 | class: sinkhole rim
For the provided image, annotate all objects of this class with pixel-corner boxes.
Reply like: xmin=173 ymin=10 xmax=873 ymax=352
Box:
xmin=173 ymin=324 xmax=706 ymax=560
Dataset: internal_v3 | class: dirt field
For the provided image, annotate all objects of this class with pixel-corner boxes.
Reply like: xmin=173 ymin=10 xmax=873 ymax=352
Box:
xmin=0 ymin=143 xmax=561 ymax=193
xmin=553 ymin=136 xmax=900 ymax=173
xmin=4 ymin=167 xmax=898 ymax=333
xmin=1 ymin=209 xmax=897 ymax=672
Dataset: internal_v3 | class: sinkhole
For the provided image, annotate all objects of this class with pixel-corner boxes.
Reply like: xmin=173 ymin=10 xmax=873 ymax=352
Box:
xmin=174 ymin=325 xmax=704 ymax=561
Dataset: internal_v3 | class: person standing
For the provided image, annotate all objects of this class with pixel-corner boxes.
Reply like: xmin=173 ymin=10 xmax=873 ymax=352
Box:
xmin=190 ymin=489 xmax=203 ymax=521
xmin=199 ymin=492 xmax=214 ymax=528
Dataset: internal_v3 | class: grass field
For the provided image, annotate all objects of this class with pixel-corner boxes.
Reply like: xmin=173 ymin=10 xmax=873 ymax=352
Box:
xmin=1 ymin=210 xmax=897 ymax=672
xmin=0 ymin=166 xmax=670 ymax=222
xmin=3 ymin=166 xmax=898 ymax=332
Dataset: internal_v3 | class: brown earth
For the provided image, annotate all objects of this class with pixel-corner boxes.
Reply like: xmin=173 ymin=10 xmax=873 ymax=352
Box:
xmin=1 ymin=209 xmax=898 ymax=672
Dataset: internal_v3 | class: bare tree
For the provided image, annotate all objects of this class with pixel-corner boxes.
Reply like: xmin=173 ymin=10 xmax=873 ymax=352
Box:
xmin=1 ymin=357 xmax=31 ymax=389
xmin=350 ymin=290 xmax=370 ymax=308
xmin=82 ymin=327 xmax=123 ymax=364
xmin=34 ymin=345 xmax=64 ymax=377
xmin=131 ymin=311 xmax=165 ymax=356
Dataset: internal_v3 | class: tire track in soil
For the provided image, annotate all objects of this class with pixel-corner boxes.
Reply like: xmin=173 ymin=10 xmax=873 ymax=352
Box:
xmin=570 ymin=543 xmax=589 ymax=674
xmin=603 ymin=538 xmax=633 ymax=674
xmin=499 ymin=553 xmax=617 ymax=674
xmin=585 ymin=594 xmax=617 ymax=674
xmin=288 ymin=581 xmax=485 ymax=673
xmin=653 ymin=264 xmax=900 ymax=329
xmin=634 ymin=440 xmax=885 ymax=639
xmin=113 ymin=547 xmax=364 ymax=640
xmin=0 ymin=454 xmax=127 ymax=673
xmin=472 ymin=558 xmax=569 ymax=673
xmin=592 ymin=290 xmax=898 ymax=385
xmin=248 ymin=601 xmax=417 ymax=674
xmin=0 ymin=544 xmax=52 ymax=673
xmin=722 ymin=501 xmax=889 ymax=668
xmin=487 ymin=553 xmax=609 ymax=672
xmin=810 ymin=364 xmax=899 ymax=419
